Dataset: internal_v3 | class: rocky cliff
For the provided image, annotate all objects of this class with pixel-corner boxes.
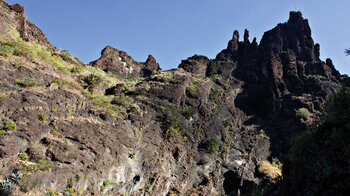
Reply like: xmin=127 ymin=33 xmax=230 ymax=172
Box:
xmin=0 ymin=1 xmax=345 ymax=196
xmin=90 ymin=46 xmax=159 ymax=78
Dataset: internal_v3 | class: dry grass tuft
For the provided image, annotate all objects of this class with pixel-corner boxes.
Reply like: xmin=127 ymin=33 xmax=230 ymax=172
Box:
xmin=258 ymin=160 xmax=282 ymax=179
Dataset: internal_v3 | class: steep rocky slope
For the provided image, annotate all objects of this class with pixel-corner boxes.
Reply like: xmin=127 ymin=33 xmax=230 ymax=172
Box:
xmin=0 ymin=1 xmax=345 ymax=195
xmin=283 ymin=85 xmax=350 ymax=195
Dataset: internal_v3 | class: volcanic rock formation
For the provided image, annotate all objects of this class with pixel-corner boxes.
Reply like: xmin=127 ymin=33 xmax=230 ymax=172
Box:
xmin=90 ymin=46 xmax=161 ymax=78
xmin=0 ymin=2 xmax=346 ymax=196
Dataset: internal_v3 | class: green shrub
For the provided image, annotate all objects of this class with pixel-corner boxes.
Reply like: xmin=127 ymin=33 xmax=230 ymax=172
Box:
xmin=86 ymin=66 xmax=120 ymax=86
xmin=4 ymin=120 xmax=16 ymax=131
xmin=83 ymin=74 xmax=101 ymax=87
xmin=3 ymin=38 xmax=73 ymax=74
xmin=63 ymin=188 xmax=75 ymax=196
xmin=161 ymin=106 xmax=185 ymax=137
xmin=1 ymin=22 xmax=20 ymax=40
xmin=15 ymin=78 xmax=36 ymax=88
xmin=209 ymin=87 xmax=221 ymax=104
xmin=0 ymin=44 xmax=15 ymax=56
xmin=221 ymin=143 xmax=231 ymax=156
xmin=167 ymin=126 xmax=184 ymax=137
xmin=139 ymin=125 xmax=145 ymax=132
xmin=206 ymin=60 xmax=218 ymax=77
xmin=103 ymin=179 xmax=111 ymax=186
xmin=101 ymin=178 xmax=111 ymax=192
xmin=86 ymin=93 xmax=112 ymax=106
xmin=8 ymin=38 xmax=37 ymax=59
xmin=51 ymin=78 xmax=68 ymax=86
xmin=47 ymin=188 xmax=57 ymax=196
xmin=37 ymin=159 xmax=53 ymax=170
xmin=211 ymin=74 xmax=222 ymax=82
xmin=142 ymin=83 xmax=151 ymax=92
xmin=82 ymin=91 xmax=121 ymax=118
xmin=8 ymin=38 xmax=45 ymax=60
xmin=69 ymin=65 xmax=83 ymax=74
xmin=186 ymin=77 xmax=201 ymax=95
xmin=19 ymin=152 xmax=29 ymax=161
xmin=187 ymin=81 xmax=198 ymax=94
xmin=296 ymin=108 xmax=311 ymax=119
xmin=47 ymin=55 xmax=70 ymax=75
xmin=111 ymin=95 xmax=133 ymax=108
xmin=27 ymin=159 xmax=54 ymax=172
xmin=50 ymin=124 xmax=59 ymax=135
xmin=207 ymin=138 xmax=219 ymax=153
xmin=38 ymin=112 xmax=47 ymax=123
xmin=181 ymin=107 xmax=196 ymax=119
xmin=0 ymin=129 xmax=7 ymax=136
xmin=0 ymin=93 xmax=8 ymax=98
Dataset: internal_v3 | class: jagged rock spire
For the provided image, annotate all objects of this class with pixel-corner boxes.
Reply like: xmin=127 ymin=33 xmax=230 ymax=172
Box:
xmin=288 ymin=11 xmax=303 ymax=23
xmin=145 ymin=55 xmax=160 ymax=71
xmin=227 ymin=30 xmax=239 ymax=52
xmin=314 ymin=43 xmax=320 ymax=59
xmin=244 ymin=29 xmax=250 ymax=44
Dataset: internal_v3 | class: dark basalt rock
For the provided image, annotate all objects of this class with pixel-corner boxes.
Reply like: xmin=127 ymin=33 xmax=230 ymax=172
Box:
xmin=141 ymin=54 xmax=161 ymax=77
xmin=0 ymin=2 xmax=346 ymax=195
xmin=178 ymin=55 xmax=210 ymax=77
xmin=105 ymin=83 xmax=125 ymax=96
xmin=5 ymin=3 xmax=51 ymax=47
xmin=89 ymin=46 xmax=145 ymax=77
xmin=90 ymin=46 xmax=161 ymax=78
xmin=212 ymin=11 xmax=342 ymax=160
xmin=144 ymin=55 xmax=160 ymax=72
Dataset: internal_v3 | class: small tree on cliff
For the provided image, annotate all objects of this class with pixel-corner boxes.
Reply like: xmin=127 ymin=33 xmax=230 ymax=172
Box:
xmin=345 ymin=48 xmax=350 ymax=56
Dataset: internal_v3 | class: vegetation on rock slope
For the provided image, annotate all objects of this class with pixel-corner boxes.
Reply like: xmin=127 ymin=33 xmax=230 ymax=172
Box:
xmin=283 ymin=86 xmax=350 ymax=195
xmin=0 ymin=2 xmax=348 ymax=196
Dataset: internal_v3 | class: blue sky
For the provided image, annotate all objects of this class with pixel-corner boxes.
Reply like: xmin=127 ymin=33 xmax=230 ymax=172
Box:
xmin=6 ymin=0 xmax=350 ymax=74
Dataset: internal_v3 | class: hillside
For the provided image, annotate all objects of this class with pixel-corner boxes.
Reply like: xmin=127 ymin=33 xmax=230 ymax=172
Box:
xmin=0 ymin=1 xmax=347 ymax=196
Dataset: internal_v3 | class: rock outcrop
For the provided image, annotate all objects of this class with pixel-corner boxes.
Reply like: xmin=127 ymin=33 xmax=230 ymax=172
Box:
xmin=144 ymin=55 xmax=160 ymax=72
xmin=178 ymin=55 xmax=210 ymax=77
xmin=89 ymin=46 xmax=144 ymax=77
xmin=0 ymin=1 xmax=51 ymax=47
xmin=213 ymin=11 xmax=341 ymax=158
xmin=90 ymin=46 xmax=161 ymax=78
xmin=0 ymin=2 xmax=346 ymax=195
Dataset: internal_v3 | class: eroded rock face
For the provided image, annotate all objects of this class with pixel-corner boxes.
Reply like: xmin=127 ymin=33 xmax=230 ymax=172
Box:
xmin=89 ymin=46 xmax=145 ymax=77
xmin=178 ymin=55 xmax=210 ymax=77
xmin=0 ymin=2 xmax=50 ymax=47
xmin=144 ymin=55 xmax=160 ymax=72
xmin=90 ymin=47 xmax=161 ymax=78
xmin=216 ymin=11 xmax=342 ymax=159
xmin=0 ymin=2 xmax=345 ymax=196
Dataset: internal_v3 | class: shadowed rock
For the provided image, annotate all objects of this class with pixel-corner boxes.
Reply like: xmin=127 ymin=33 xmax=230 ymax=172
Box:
xmin=178 ymin=55 xmax=210 ymax=77
xmin=0 ymin=4 xmax=346 ymax=196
